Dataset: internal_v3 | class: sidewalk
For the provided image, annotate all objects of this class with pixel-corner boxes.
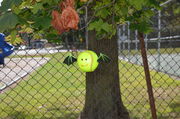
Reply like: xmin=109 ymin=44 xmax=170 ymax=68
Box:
xmin=0 ymin=57 xmax=49 ymax=91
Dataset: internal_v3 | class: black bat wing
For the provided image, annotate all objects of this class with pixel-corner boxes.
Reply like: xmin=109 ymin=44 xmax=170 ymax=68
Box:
xmin=97 ymin=53 xmax=111 ymax=63
xmin=63 ymin=56 xmax=77 ymax=66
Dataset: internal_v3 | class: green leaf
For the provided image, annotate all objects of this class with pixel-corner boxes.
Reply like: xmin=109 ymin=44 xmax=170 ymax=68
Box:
xmin=129 ymin=0 xmax=146 ymax=10
xmin=46 ymin=33 xmax=61 ymax=43
xmin=0 ymin=12 xmax=19 ymax=32
xmin=88 ymin=18 xmax=115 ymax=39
xmin=31 ymin=3 xmax=44 ymax=14
xmin=148 ymin=0 xmax=160 ymax=9
xmin=88 ymin=19 xmax=103 ymax=31
xmin=10 ymin=30 xmax=18 ymax=43
xmin=101 ymin=23 xmax=112 ymax=33
xmin=0 ymin=0 xmax=23 ymax=12
xmin=95 ymin=8 xmax=110 ymax=19
xmin=130 ymin=21 xmax=152 ymax=34
xmin=13 ymin=7 xmax=22 ymax=14
xmin=33 ymin=16 xmax=51 ymax=29
xmin=88 ymin=19 xmax=111 ymax=32
xmin=6 ymin=32 xmax=23 ymax=45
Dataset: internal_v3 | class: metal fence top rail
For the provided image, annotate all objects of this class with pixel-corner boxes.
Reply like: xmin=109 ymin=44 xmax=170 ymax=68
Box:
xmin=160 ymin=0 xmax=174 ymax=6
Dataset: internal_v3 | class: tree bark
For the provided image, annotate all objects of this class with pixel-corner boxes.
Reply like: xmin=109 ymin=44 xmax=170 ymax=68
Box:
xmin=80 ymin=31 xmax=130 ymax=119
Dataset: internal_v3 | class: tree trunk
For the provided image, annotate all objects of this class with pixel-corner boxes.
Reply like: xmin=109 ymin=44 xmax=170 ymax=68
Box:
xmin=80 ymin=31 xmax=130 ymax=119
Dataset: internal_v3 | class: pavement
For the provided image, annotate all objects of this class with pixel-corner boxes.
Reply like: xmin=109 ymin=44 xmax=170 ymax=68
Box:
xmin=13 ymin=47 xmax=63 ymax=56
xmin=119 ymin=53 xmax=180 ymax=77
xmin=12 ymin=47 xmax=84 ymax=56
xmin=0 ymin=57 xmax=50 ymax=91
xmin=0 ymin=47 xmax=82 ymax=91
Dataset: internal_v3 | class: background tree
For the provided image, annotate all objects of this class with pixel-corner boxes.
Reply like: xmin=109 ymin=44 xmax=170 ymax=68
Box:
xmin=0 ymin=0 xmax=159 ymax=118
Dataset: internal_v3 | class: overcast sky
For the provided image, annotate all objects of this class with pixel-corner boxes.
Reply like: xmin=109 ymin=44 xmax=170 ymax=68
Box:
xmin=0 ymin=0 xmax=2 ymax=6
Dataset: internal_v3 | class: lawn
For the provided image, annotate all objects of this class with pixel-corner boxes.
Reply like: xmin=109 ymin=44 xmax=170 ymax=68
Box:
xmin=0 ymin=52 xmax=180 ymax=119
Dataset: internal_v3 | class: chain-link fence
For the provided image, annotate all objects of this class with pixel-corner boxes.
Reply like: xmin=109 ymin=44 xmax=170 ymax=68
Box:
xmin=118 ymin=0 xmax=180 ymax=118
xmin=0 ymin=0 xmax=180 ymax=119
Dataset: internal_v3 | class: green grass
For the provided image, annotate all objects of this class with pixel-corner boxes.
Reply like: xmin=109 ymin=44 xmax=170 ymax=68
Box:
xmin=119 ymin=60 xmax=180 ymax=119
xmin=0 ymin=52 xmax=180 ymax=119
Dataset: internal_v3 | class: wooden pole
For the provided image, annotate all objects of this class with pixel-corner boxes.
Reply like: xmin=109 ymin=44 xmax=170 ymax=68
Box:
xmin=138 ymin=32 xmax=157 ymax=119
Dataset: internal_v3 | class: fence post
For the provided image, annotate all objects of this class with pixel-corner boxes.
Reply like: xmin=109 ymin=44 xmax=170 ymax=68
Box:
xmin=118 ymin=25 xmax=122 ymax=55
xmin=157 ymin=10 xmax=161 ymax=71
xmin=122 ymin=24 xmax=126 ymax=60
xmin=127 ymin=22 xmax=131 ymax=61
xmin=145 ymin=34 xmax=148 ymax=50
xmin=138 ymin=32 xmax=157 ymax=119
xmin=135 ymin=30 xmax=138 ymax=64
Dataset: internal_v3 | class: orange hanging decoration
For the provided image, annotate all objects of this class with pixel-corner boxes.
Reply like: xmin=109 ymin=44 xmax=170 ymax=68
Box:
xmin=51 ymin=0 xmax=79 ymax=35
xmin=51 ymin=11 xmax=66 ymax=34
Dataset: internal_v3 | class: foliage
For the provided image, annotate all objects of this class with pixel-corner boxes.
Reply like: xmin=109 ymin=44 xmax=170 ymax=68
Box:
xmin=0 ymin=0 xmax=160 ymax=41
xmin=87 ymin=0 xmax=160 ymax=38
xmin=0 ymin=12 xmax=19 ymax=32
xmin=0 ymin=0 xmax=61 ymax=42
xmin=5 ymin=34 xmax=24 ymax=45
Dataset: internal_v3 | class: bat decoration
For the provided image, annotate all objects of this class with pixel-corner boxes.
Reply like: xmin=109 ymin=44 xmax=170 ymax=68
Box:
xmin=63 ymin=55 xmax=77 ymax=66
xmin=98 ymin=53 xmax=111 ymax=63
xmin=63 ymin=50 xmax=111 ymax=72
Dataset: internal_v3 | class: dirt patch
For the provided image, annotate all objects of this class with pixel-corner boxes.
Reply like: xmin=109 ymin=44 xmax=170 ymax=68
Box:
xmin=153 ymin=87 xmax=180 ymax=100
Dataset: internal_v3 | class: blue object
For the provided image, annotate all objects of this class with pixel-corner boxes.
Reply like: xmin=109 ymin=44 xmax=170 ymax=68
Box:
xmin=0 ymin=33 xmax=14 ymax=66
